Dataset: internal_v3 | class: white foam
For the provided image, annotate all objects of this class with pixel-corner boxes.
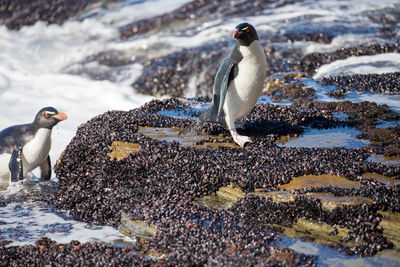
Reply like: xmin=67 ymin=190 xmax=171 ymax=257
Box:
xmin=85 ymin=0 xmax=192 ymax=27
xmin=0 ymin=202 xmax=133 ymax=246
xmin=313 ymin=53 xmax=400 ymax=79
xmin=0 ymin=20 xmax=118 ymax=75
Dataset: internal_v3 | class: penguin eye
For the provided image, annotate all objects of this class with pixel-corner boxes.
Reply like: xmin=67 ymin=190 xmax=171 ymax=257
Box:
xmin=246 ymin=28 xmax=251 ymax=32
xmin=44 ymin=111 xmax=55 ymax=119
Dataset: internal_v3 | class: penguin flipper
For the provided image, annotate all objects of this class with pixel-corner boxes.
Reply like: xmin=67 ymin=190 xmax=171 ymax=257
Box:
xmin=202 ymin=58 xmax=236 ymax=123
xmin=216 ymin=62 xmax=236 ymax=123
xmin=9 ymin=148 xmax=24 ymax=182
xmin=40 ymin=156 xmax=51 ymax=181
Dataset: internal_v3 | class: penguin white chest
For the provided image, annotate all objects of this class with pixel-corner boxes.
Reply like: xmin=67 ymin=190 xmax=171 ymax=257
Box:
xmin=224 ymin=41 xmax=267 ymax=121
xmin=22 ymin=128 xmax=52 ymax=173
xmin=235 ymin=41 xmax=267 ymax=101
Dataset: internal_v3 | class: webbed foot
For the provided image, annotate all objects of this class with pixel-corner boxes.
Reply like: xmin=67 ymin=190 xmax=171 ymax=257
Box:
xmin=230 ymin=129 xmax=252 ymax=147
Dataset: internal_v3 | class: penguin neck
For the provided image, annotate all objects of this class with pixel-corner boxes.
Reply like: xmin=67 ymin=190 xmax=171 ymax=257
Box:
xmin=32 ymin=118 xmax=56 ymax=131
xmin=30 ymin=128 xmax=52 ymax=147
xmin=237 ymin=40 xmax=264 ymax=60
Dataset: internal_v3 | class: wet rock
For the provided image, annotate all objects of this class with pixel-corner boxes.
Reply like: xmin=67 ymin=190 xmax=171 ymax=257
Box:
xmin=266 ymin=82 xmax=316 ymax=104
xmin=0 ymin=0 xmax=97 ymax=30
xmin=131 ymin=39 xmax=400 ymax=100
xmin=320 ymin=72 xmax=400 ymax=96
xmin=0 ymin=237 xmax=156 ymax=266
xmin=296 ymin=43 xmax=400 ymax=76
xmin=0 ymin=195 xmax=6 ymax=207
xmin=132 ymin=41 xmax=228 ymax=97
xmin=306 ymin=101 xmax=399 ymax=156
xmin=65 ymin=50 xmax=139 ymax=82
xmin=309 ymin=101 xmax=399 ymax=124
xmin=358 ymin=127 xmax=400 ymax=157
xmin=120 ymin=0 xmax=300 ymax=39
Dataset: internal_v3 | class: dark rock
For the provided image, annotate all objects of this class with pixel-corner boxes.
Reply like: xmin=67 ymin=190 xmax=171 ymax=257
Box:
xmin=320 ymin=72 xmax=400 ymax=96
xmin=296 ymin=43 xmax=400 ymax=76
xmin=0 ymin=0 xmax=97 ymax=29
xmin=51 ymin=97 xmax=400 ymax=262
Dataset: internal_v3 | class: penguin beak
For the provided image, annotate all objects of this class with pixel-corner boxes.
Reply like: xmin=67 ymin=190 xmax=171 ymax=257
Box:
xmin=53 ymin=112 xmax=68 ymax=121
xmin=233 ymin=29 xmax=239 ymax=38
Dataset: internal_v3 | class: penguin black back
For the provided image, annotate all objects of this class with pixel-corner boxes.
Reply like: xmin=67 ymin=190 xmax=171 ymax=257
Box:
xmin=0 ymin=124 xmax=34 ymax=154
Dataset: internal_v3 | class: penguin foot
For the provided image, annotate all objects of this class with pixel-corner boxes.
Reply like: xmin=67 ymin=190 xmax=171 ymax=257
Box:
xmin=230 ymin=129 xmax=252 ymax=147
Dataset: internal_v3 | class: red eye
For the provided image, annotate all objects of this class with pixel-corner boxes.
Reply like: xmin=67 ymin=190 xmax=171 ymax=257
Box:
xmin=246 ymin=28 xmax=250 ymax=32
xmin=45 ymin=114 xmax=49 ymax=119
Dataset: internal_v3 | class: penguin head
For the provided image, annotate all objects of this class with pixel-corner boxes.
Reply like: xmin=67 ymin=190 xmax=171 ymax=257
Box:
xmin=33 ymin=107 xmax=68 ymax=130
xmin=233 ymin=22 xmax=259 ymax=46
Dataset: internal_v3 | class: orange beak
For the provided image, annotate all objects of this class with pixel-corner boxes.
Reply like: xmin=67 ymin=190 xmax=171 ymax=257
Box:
xmin=233 ymin=29 xmax=239 ymax=38
xmin=53 ymin=112 xmax=68 ymax=121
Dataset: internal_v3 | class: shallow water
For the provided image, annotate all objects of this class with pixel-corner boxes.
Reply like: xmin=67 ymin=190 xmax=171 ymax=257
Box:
xmin=277 ymin=236 xmax=400 ymax=267
xmin=278 ymin=127 xmax=370 ymax=149
xmin=368 ymin=154 xmax=400 ymax=166
xmin=0 ymin=201 xmax=134 ymax=247
xmin=137 ymin=126 xmax=241 ymax=149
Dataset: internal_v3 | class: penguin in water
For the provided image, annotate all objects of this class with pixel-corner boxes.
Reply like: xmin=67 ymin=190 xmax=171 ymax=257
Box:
xmin=0 ymin=107 xmax=67 ymax=184
xmin=201 ymin=22 xmax=267 ymax=147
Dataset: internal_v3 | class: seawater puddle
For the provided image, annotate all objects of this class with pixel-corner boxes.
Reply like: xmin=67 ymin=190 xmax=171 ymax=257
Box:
xmin=362 ymin=172 xmax=400 ymax=186
xmin=137 ymin=126 xmax=239 ymax=149
xmin=157 ymin=99 xmax=214 ymax=120
xmin=278 ymin=174 xmax=362 ymax=190
xmin=138 ymin=126 xmax=214 ymax=146
xmin=278 ymin=127 xmax=369 ymax=149
xmin=306 ymin=192 xmax=372 ymax=211
xmin=158 ymin=108 xmax=199 ymax=119
xmin=118 ymin=211 xmax=156 ymax=239
xmin=376 ymin=120 xmax=400 ymax=129
xmin=107 ymin=128 xmax=239 ymax=162
xmin=379 ymin=211 xmax=400 ymax=248
xmin=257 ymin=95 xmax=294 ymax=105
xmin=157 ymin=101 xmax=210 ymax=120
xmin=0 ymin=202 xmax=134 ymax=247
xmin=368 ymin=154 xmax=400 ymax=166
xmin=276 ymin=236 xmax=400 ymax=266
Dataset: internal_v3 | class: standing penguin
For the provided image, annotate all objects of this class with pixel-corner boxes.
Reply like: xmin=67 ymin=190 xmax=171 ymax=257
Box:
xmin=0 ymin=107 xmax=67 ymax=184
xmin=201 ymin=22 xmax=267 ymax=147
